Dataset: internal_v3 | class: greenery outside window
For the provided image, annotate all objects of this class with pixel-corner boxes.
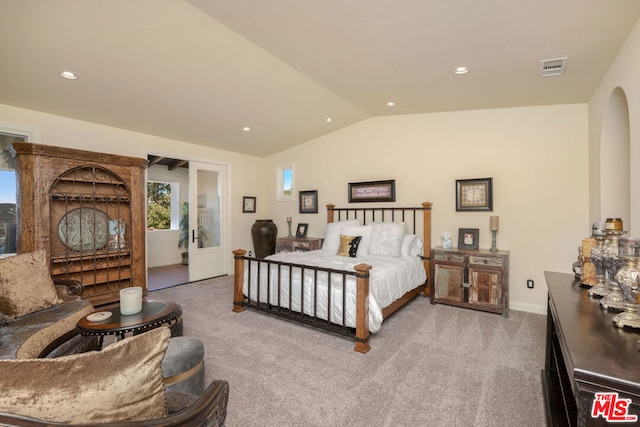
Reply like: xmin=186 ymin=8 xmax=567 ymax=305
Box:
xmin=147 ymin=181 xmax=179 ymax=230
xmin=277 ymin=165 xmax=294 ymax=201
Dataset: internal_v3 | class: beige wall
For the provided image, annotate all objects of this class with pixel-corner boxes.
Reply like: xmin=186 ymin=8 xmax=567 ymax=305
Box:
xmin=0 ymin=103 xmax=266 ymax=274
xmin=0 ymin=97 xmax=591 ymax=314
xmin=265 ymin=104 xmax=589 ymax=312
xmin=589 ymin=17 xmax=640 ymax=235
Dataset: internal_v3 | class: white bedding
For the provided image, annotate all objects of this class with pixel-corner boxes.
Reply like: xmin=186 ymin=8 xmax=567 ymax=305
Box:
xmin=242 ymin=250 xmax=426 ymax=333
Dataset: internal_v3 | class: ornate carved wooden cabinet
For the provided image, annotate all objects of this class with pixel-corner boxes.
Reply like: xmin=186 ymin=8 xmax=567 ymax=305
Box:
xmin=11 ymin=143 xmax=147 ymax=306
xmin=430 ymin=246 xmax=509 ymax=317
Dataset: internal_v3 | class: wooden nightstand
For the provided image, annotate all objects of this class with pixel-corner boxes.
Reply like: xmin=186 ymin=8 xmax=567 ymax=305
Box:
xmin=277 ymin=237 xmax=324 ymax=253
xmin=430 ymin=246 xmax=509 ymax=317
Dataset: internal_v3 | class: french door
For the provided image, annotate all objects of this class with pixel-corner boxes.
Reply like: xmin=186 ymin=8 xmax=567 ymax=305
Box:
xmin=188 ymin=161 xmax=228 ymax=281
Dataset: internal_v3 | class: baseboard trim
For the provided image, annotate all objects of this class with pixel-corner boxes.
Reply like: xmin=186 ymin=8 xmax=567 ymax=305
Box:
xmin=510 ymin=301 xmax=547 ymax=315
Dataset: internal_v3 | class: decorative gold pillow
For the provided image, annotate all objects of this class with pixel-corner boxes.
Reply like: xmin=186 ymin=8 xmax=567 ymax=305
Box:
xmin=0 ymin=250 xmax=62 ymax=318
xmin=0 ymin=327 xmax=170 ymax=423
xmin=337 ymin=235 xmax=362 ymax=257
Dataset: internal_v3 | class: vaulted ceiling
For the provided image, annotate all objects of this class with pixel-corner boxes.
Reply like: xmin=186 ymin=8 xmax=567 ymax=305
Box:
xmin=1 ymin=1 xmax=639 ymax=157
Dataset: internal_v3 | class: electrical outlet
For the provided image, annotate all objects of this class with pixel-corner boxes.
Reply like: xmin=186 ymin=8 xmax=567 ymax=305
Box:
xmin=527 ymin=279 xmax=534 ymax=289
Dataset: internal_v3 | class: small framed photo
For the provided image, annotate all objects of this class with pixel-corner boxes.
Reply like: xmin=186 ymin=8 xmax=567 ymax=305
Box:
xmin=458 ymin=228 xmax=479 ymax=250
xmin=299 ymin=190 xmax=318 ymax=214
xmin=242 ymin=196 xmax=256 ymax=213
xmin=348 ymin=179 xmax=395 ymax=203
xmin=296 ymin=223 xmax=308 ymax=238
xmin=456 ymin=178 xmax=493 ymax=211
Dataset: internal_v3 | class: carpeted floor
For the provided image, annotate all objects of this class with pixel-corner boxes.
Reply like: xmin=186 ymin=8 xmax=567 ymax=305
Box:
xmin=150 ymin=275 xmax=547 ymax=427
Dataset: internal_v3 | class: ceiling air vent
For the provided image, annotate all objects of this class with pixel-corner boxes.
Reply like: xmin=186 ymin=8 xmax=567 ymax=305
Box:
xmin=540 ymin=57 xmax=567 ymax=77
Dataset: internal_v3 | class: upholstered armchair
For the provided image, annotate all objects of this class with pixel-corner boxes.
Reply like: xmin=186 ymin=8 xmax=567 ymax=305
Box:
xmin=0 ymin=381 xmax=229 ymax=426
xmin=0 ymin=250 xmax=98 ymax=359
xmin=0 ymin=328 xmax=229 ymax=426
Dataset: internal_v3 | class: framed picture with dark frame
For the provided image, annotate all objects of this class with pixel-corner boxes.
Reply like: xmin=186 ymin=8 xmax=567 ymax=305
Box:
xmin=242 ymin=196 xmax=256 ymax=213
xmin=456 ymin=178 xmax=493 ymax=211
xmin=348 ymin=179 xmax=396 ymax=203
xmin=296 ymin=223 xmax=308 ymax=238
xmin=299 ymin=190 xmax=318 ymax=214
xmin=458 ymin=228 xmax=479 ymax=250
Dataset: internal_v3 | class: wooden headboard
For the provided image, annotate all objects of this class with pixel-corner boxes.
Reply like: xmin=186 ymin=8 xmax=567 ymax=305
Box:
xmin=325 ymin=202 xmax=433 ymax=295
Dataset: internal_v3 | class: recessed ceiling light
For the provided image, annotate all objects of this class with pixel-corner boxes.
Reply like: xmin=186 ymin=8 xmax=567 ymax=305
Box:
xmin=386 ymin=101 xmax=395 ymax=107
xmin=60 ymin=70 xmax=78 ymax=80
xmin=453 ymin=66 xmax=469 ymax=75
xmin=325 ymin=117 xmax=333 ymax=123
xmin=242 ymin=126 xmax=251 ymax=132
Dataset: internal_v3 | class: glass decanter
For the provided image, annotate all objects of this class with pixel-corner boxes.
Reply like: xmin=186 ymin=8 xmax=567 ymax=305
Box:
xmin=599 ymin=230 xmax=626 ymax=311
xmin=588 ymin=234 xmax=608 ymax=297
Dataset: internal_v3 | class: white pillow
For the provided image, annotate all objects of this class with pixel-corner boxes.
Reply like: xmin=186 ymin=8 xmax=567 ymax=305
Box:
xmin=322 ymin=219 xmax=361 ymax=253
xmin=401 ymin=234 xmax=424 ymax=256
xmin=401 ymin=234 xmax=416 ymax=256
xmin=341 ymin=225 xmax=373 ymax=257
xmin=368 ymin=222 xmax=406 ymax=257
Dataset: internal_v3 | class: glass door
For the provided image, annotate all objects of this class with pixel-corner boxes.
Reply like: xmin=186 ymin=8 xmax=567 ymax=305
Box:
xmin=188 ymin=161 xmax=227 ymax=281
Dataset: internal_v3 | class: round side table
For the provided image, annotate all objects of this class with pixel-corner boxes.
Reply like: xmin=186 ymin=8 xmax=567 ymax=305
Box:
xmin=77 ymin=300 xmax=182 ymax=348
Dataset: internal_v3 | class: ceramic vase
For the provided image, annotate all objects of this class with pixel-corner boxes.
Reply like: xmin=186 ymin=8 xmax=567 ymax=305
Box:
xmin=251 ymin=219 xmax=277 ymax=258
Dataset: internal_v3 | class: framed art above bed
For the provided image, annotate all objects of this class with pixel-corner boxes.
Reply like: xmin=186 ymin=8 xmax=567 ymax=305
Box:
xmin=348 ymin=180 xmax=395 ymax=203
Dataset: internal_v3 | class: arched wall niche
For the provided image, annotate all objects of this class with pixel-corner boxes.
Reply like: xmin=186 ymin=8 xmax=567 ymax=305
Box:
xmin=600 ymin=87 xmax=631 ymax=231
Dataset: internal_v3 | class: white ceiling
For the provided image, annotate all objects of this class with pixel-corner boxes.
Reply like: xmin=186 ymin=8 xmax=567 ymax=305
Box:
xmin=1 ymin=0 xmax=639 ymax=157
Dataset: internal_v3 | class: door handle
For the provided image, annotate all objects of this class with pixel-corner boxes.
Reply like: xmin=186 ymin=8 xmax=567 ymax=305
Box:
xmin=192 ymin=229 xmax=196 ymax=243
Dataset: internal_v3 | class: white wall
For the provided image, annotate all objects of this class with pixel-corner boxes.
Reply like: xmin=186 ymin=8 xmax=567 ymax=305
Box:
xmin=0 ymin=103 xmax=266 ymax=275
xmin=589 ymin=17 xmax=640 ymax=235
xmin=265 ymin=104 xmax=589 ymax=312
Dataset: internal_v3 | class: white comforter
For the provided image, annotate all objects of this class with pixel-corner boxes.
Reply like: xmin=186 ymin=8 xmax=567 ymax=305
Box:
xmin=243 ymin=250 xmax=426 ymax=333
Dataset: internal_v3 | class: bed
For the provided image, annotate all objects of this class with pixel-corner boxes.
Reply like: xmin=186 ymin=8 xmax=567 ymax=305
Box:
xmin=232 ymin=202 xmax=432 ymax=353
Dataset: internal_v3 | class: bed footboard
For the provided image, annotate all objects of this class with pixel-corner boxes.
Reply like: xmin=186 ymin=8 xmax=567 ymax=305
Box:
xmin=232 ymin=249 xmax=372 ymax=353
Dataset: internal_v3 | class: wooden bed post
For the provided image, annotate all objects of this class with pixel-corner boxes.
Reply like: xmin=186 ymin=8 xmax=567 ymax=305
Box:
xmin=326 ymin=204 xmax=335 ymax=224
xmin=422 ymin=202 xmax=433 ymax=297
xmin=353 ymin=263 xmax=372 ymax=354
xmin=232 ymin=249 xmax=247 ymax=313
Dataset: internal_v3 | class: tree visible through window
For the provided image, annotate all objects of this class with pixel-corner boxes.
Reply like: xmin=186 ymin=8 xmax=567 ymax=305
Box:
xmin=283 ymin=168 xmax=293 ymax=196
xmin=277 ymin=165 xmax=294 ymax=201
xmin=147 ymin=182 xmax=172 ymax=229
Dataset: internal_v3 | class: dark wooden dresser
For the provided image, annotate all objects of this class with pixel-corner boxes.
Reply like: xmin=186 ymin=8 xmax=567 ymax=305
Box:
xmin=543 ymin=271 xmax=640 ymax=426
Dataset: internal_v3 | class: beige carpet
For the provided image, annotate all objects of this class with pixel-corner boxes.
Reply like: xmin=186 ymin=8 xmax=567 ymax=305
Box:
xmin=150 ymin=275 xmax=547 ymax=427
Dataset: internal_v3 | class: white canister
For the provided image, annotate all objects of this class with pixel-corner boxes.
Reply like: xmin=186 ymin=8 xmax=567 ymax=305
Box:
xmin=120 ymin=287 xmax=142 ymax=315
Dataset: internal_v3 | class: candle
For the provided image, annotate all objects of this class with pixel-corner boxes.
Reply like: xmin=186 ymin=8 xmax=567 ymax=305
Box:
xmin=287 ymin=217 xmax=292 ymax=222
xmin=490 ymin=216 xmax=499 ymax=231
xmin=120 ymin=287 xmax=142 ymax=315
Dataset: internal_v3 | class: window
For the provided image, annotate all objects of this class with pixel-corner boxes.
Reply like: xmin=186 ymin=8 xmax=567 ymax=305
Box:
xmin=0 ymin=131 xmax=30 ymax=256
xmin=147 ymin=181 xmax=179 ymax=230
xmin=277 ymin=165 xmax=294 ymax=201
